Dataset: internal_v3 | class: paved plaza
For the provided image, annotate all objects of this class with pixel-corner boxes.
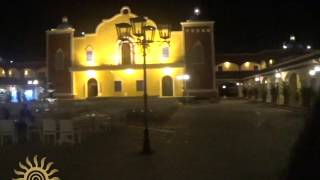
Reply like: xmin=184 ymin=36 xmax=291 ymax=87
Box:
xmin=0 ymin=100 xmax=306 ymax=180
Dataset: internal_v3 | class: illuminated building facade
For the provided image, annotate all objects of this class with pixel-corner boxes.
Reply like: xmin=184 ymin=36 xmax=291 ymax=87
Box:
xmin=46 ymin=6 xmax=216 ymax=99
xmin=0 ymin=59 xmax=46 ymax=103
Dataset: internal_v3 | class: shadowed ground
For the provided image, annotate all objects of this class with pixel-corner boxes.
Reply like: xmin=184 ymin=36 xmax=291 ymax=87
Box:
xmin=0 ymin=99 xmax=305 ymax=180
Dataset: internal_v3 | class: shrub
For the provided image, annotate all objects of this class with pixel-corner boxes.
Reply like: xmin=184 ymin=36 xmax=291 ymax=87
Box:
xmin=261 ymin=86 xmax=267 ymax=102
xmin=271 ymin=85 xmax=279 ymax=103
xmin=300 ymin=87 xmax=315 ymax=107
xmin=283 ymin=84 xmax=290 ymax=105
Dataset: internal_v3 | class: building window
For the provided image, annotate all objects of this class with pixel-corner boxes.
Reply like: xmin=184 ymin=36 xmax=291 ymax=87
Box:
xmin=114 ymin=81 xmax=122 ymax=92
xmin=55 ymin=49 xmax=65 ymax=70
xmin=218 ymin=66 xmax=223 ymax=72
xmin=254 ymin=65 xmax=259 ymax=71
xmin=86 ymin=46 xmax=94 ymax=62
xmin=121 ymin=42 xmax=133 ymax=65
xmin=162 ymin=47 xmax=169 ymax=58
xmin=136 ymin=80 xmax=144 ymax=92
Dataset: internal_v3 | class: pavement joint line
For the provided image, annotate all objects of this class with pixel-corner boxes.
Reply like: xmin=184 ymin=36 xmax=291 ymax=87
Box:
xmin=128 ymin=125 xmax=176 ymax=134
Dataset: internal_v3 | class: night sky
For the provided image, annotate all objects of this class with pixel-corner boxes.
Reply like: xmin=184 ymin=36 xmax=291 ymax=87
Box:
xmin=0 ymin=0 xmax=319 ymax=61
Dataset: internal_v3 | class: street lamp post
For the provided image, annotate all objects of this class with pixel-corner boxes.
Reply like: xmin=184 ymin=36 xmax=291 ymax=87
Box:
xmin=116 ymin=17 xmax=171 ymax=154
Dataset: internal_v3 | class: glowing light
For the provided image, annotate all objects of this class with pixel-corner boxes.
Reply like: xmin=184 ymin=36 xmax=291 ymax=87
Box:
xmin=81 ymin=32 xmax=85 ymax=35
xmin=194 ymin=7 xmax=201 ymax=16
xmin=290 ymin=35 xmax=296 ymax=41
xmin=255 ymin=77 xmax=260 ymax=82
xmin=245 ymin=62 xmax=250 ymax=67
xmin=176 ymin=74 xmax=190 ymax=80
xmin=163 ymin=67 xmax=173 ymax=75
xmin=275 ymin=72 xmax=281 ymax=78
xmin=10 ymin=60 xmax=14 ymax=64
xmin=125 ymin=69 xmax=134 ymax=74
xmin=8 ymin=70 xmax=12 ymax=76
xmin=307 ymin=45 xmax=312 ymax=50
xmin=264 ymin=80 xmax=268 ymax=84
xmin=24 ymin=70 xmax=28 ymax=76
xmin=87 ymin=70 xmax=96 ymax=78
xmin=27 ymin=80 xmax=33 ymax=85
xmin=224 ymin=62 xmax=231 ymax=68
xmin=315 ymin=66 xmax=320 ymax=72
xmin=236 ymin=82 xmax=240 ymax=86
xmin=309 ymin=69 xmax=316 ymax=76
xmin=222 ymin=85 xmax=227 ymax=89
xmin=24 ymin=90 xmax=34 ymax=101
xmin=269 ymin=59 xmax=273 ymax=65
xmin=9 ymin=86 xmax=18 ymax=103
xmin=283 ymin=44 xmax=288 ymax=50
xmin=33 ymin=80 xmax=39 ymax=85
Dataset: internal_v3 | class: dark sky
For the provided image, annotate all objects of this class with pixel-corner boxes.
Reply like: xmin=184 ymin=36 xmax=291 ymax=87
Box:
xmin=0 ymin=0 xmax=319 ymax=61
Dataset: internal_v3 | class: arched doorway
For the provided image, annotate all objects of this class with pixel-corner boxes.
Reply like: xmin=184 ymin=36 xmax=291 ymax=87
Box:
xmin=289 ymin=73 xmax=299 ymax=105
xmin=87 ymin=78 xmax=98 ymax=97
xmin=162 ymin=76 xmax=173 ymax=96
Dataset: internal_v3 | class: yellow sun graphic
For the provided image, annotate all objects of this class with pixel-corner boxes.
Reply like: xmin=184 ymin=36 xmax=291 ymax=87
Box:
xmin=12 ymin=155 xmax=60 ymax=180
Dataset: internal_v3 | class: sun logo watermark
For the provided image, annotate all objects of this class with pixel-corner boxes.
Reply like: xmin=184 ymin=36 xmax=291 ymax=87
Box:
xmin=12 ymin=155 xmax=60 ymax=180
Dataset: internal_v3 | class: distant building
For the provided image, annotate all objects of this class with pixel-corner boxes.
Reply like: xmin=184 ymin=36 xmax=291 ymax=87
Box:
xmin=46 ymin=6 xmax=216 ymax=99
xmin=0 ymin=59 xmax=46 ymax=103
xmin=216 ymin=43 xmax=320 ymax=107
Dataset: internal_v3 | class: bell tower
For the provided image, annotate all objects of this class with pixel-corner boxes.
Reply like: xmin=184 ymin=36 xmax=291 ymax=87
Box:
xmin=181 ymin=20 xmax=217 ymax=98
xmin=46 ymin=17 xmax=74 ymax=98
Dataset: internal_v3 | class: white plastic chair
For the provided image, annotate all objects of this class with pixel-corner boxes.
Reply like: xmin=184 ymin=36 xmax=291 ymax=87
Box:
xmin=0 ymin=120 xmax=16 ymax=146
xmin=42 ymin=119 xmax=57 ymax=145
xmin=59 ymin=120 xmax=74 ymax=145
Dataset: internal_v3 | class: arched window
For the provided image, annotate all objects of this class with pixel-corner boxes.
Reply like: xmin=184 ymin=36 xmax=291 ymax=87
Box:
xmin=86 ymin=46 xmax=94 ymax=62
xmin=121 ymin=41 xmax=134 ymax=65
xmin=55 ymin=49 xmax=65 ymax=70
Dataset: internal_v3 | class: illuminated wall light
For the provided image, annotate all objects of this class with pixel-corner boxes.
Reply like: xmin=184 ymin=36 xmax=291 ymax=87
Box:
xmin=27 ymin=80 xmax=33 ymax=85
xmin=87 ymin=70 xmax=97 ymax=78
xmin=222 ymin=85 xmax=227 ymax=89
xmin=183 ymin=74 xmax=190 ymax=80
xmin=163 ymin=67 xmax=173 ymax=75
xmin=224 ymin=62 xmax=231 ymax=68
xmin=283 ymin=44 xmax=288 ymax=50
xmin=245 ymin=62 xmax=250 ymax=68
xmin=125 ymin=69 xmax=134 ymax=74
xmin=176 ymin=74 xmax=190 ymax=80
xmin=33 ymin=80 xmax=39 ymax=85
xmin=290 ymin=35 xmax=296 ymax=41
xmin=307 ymin=45 xmax=312 ymax=50
xmin=24 ymin=70 xmax=29 ymax=76
xmin=236 ymin=82 xmax=240 ymax=86
xmin=264 ymin=80 xmax=268 ymax=84
xmin=275 ymin=72 xmax=281 ymax=78
xmin=254 ymin=77 xmax=260 ymax=82
xmin=8 ymin=70 xmax=12 ymax=76
xmin=314 ymin=66 xmax=320 ymax=72
xmin=1 ymin=70 xmax=5 ymax=75
xmin=309 ymin=69 xmax=316 ymax=76
xmin=269 ymin=59 xmax=273 ymax=65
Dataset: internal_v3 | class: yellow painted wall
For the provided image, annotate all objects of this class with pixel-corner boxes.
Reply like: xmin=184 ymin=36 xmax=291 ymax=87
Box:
xmin=71 ymin=7 xmax=185 ymax=98
xmin=73 ymin=67 xmax=185 ymax=99
xmin=72 ymin=7 xmax=183 ymax=67
xmin=216 ymin=62 xmax=239 ymax=71
xmin=240 ymin=61 xmax=260 ymax=71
